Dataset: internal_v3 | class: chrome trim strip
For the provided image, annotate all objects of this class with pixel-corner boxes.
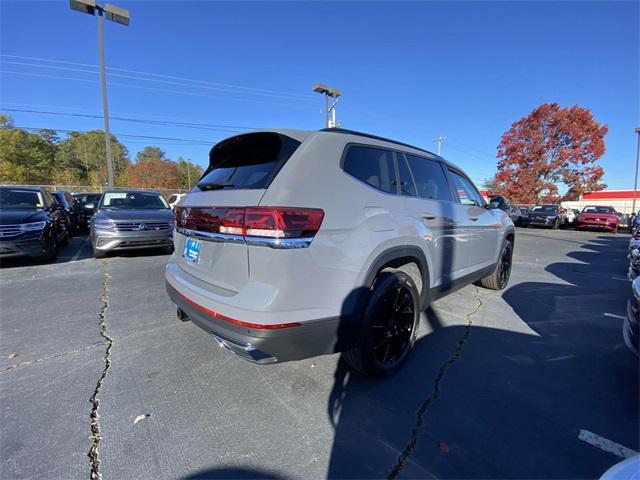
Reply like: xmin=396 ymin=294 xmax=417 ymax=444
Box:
xmin=176 ymin=227 xmax=312 ymax=249
xmin=210 ymin=333 xmax=278 ymax=364
xmin=177 ymin=227 xmax=245 ymax=244
xmin=244 ymin=236 xmax=312 ymax=249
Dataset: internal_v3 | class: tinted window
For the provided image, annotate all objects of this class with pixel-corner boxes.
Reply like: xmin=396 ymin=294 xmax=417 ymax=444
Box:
xmin=0 ymin=188 xmax=45 ymax=209
xmin=449 ymin=171 xmax=484 ymax=207
xmin=532 ymin=205 xmax=558 ymax=213
xmin=405 ymin=155 xmax=452 ymax=201
xmin=343 ymin=146 xmax=396 ymax=194
xmin=396 ymin=154 xmax=417 ymax=197
xmin=582 ymin=206 xmax=615 ymax=214
xmin=101 ymin=192 xmax=169 ymax=209
xmin=198 ymin=132 xmax=301 ymax=190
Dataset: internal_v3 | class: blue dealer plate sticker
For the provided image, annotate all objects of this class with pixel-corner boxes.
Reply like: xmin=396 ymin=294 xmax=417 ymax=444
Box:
xmin=183 ymin=237 xmax=201 ymax=263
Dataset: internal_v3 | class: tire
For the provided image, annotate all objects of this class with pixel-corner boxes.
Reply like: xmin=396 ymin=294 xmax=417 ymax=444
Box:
xmin=163 ymin=245 xmax=175 ymax=255
xmin=478 ymin=238 xmax=513 ymax=291
xmin=59 ymin=230 xmax=69 ymax=247
xmin=42 ymin=234 xmax=58 ymax=261
xmin=552 ymin=218 xmax=560 ymax=230
xmin=343 ymin=271 xmax=420 ymax=377
xmin=612 ymin=226 xmax=619 ymax=234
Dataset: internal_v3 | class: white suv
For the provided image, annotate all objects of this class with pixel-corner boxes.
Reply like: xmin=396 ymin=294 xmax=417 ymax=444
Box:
xmin=165 ymin=128 xmax=515 ymax=376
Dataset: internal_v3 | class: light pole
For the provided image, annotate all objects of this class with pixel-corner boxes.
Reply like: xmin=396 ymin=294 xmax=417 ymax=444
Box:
xmin=70 ymin=0 xmax=130 ymax=188
xmin=312 ymin=83 xmax=341 ymax=128
xmin=633 ymin=128 xmax=640 ymax=215
xmin=433 ymin=135 xmax=447 ymax=156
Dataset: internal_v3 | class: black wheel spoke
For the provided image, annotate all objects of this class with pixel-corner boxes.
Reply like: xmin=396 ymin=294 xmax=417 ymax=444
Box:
xmin=371 ymin=282 xmax=416 ymax=366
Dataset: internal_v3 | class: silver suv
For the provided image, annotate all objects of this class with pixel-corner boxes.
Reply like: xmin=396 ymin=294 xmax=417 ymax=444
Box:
xmin=165 ymin=129 xmax=515 ymax=376
xmin=91 ymin=190 xmax=174 ymax=258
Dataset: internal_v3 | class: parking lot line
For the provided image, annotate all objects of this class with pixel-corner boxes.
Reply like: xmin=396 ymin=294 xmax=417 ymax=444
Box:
xmin=71 ymin=236 xmax=89 ymax=262
xmin=578 ymin=430 xmax=639 ymax=459
xmin=611 ymin=276 xmax=628 ymax=282
xmin=603 ymin=313 xmax=627 ymax=320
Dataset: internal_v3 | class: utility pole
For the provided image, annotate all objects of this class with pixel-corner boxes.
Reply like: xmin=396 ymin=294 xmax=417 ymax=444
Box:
xmin=70 ymin=0 xmax=130 ymax=187
xmin=633 ymin=128 xmax=640 ymax=214
xmin=312 ymin=83 xmax=341 ymax=128
xmin=433 ymin=136 xmax=447 ymax=156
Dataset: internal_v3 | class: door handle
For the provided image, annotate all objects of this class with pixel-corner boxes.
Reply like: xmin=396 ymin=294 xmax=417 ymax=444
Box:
xmin=469 ymin=217 xmax=479 ymax=221
xmin=421 ymin=214 xmax=436 ymax=220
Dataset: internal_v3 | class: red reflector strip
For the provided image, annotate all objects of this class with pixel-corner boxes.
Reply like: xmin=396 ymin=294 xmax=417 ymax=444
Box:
xmin=171 ymin=287 xmax=301 ymax=330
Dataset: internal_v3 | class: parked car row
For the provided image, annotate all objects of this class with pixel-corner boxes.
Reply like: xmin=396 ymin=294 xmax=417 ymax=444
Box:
xmin=0 ymin=186 xmax=176 ymax=261
xmin=489 ymin=195 xmax=625 ymax=233
xmin=625 ymin=228 xmax=640 ymax=357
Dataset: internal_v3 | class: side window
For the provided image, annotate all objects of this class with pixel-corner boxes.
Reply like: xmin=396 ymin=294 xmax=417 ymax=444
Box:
xmin=449 ymin=171 xmax=484 ymax=207
xmin=342 ymin=146 xmax=396 ymax=194
xmin=405 ymin=154 xmax=453 ymax=202
xmin=43 ymin=191 xmax=55 ymax=207
xmin=396 ymin=153 xmax=417 ymax=197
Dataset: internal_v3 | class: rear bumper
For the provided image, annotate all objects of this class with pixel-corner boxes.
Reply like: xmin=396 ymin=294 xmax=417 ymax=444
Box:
xmin=92 ymin=229 xmax=173 ymax=251
xmin=166 ymin=282 xmax=354 ymax=363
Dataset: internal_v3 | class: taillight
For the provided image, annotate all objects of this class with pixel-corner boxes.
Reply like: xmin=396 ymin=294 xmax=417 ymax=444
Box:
xmin=244 ymin=207 xmax=324 ymax=238
xmin=175 ymin=206 xmax=325 ymax=242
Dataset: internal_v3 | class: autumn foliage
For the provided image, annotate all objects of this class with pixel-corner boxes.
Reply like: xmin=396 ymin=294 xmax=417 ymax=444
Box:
xmin=125 ymin=159 xmax=181 ymax=190
xmin=494 ymin=103 xmax=608 ymax=203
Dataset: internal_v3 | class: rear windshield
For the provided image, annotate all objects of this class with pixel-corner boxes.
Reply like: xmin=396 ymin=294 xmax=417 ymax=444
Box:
xmin=582 ymin=206 xmax=615 ymax=214
xmin=197 ymin=132 xmax=301 ymax=191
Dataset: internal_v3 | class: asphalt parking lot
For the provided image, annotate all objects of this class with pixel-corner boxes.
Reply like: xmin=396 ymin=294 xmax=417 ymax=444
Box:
xmin=1 ymin=228 xmax=638 ymax=480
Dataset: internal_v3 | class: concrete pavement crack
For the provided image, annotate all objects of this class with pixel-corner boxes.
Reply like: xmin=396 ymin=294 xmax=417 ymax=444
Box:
xmin=386 ymin=287 xmax=484 ymax=479
xmin=0 ymin=344 xmax=105 ymax=373
xmin=88 ymin=259 xmax=113 ymax=480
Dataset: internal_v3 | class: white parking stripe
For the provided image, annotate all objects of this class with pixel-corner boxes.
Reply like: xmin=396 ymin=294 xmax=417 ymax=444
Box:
xmin=71 ymin=237 xmax=89 ymax=262
xmin=604 ymin=313 xmax=627 ymax=320
xmin=578 ymin=430 xmax=638 ymax=459
xmin=611 ymin=276 xmax=629 ymax=281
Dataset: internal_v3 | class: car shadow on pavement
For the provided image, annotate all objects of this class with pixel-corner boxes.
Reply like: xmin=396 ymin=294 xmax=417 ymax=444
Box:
xmin=325 ymin=234 xmax=638 ymax=479
xmin=0 ymin=232 xmax=94 ymax=268
xmin=182 ymin=467 xmax=283 ymax=479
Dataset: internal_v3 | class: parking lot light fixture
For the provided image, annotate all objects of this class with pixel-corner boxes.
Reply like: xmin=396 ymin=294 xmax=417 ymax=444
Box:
xmin=69 ymin=0 xmax=130 ymax=188
xmin=313 ymin=83 xmax=341 ymax=128
xmin=634 ymin=127 xmax=640 ymax=215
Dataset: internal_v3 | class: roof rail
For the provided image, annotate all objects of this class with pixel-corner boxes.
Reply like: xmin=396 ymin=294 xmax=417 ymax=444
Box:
xmin=319 ymin=128 xmax=439 ymax=157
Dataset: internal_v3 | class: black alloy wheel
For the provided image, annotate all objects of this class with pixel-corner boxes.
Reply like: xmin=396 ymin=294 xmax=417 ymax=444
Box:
xmin=498 ymin=240 xmax=513 ymax=289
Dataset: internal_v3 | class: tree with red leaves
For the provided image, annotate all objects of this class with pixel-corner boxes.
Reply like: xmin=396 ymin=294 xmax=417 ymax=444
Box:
xmin=493 ymin=103 xmax=608 ymax=203
xmin=125 ymin=158 xmax=180 ymax=190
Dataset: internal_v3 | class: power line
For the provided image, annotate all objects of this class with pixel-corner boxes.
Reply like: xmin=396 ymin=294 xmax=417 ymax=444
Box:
xmin=1 ymin=70 xmax=314 ymax=110
xmin=0 ymin=54 xmax=316 ymax=101
xmin=2 ymin=108 xmax=258 ymax=132
xmin=17 ymin=125 xmax=213 ymax=145
xmin=1 ymin=60 xmax=318 ymax=104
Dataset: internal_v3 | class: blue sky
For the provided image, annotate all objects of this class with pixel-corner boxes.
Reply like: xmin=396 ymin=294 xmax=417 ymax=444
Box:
xmin=1 ymin=1 xmax=638 ymax=189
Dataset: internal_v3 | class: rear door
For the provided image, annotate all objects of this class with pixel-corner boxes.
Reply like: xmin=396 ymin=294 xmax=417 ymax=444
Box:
xmin=447 ymin=169 xmax=499 ymax=270
xmin=175 ymin=132 xmax=302 ymax=293
xmin=398 ymin=153 xmax=463 ymax=287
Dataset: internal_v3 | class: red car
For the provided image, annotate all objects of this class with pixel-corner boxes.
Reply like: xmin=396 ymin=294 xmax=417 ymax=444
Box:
xmin=575 ymin=205 xmax=620 ymax=232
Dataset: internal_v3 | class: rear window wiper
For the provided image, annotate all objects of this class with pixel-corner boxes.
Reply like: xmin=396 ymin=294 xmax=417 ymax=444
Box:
xmin=198 ymin=182 xmax=235 ymax=191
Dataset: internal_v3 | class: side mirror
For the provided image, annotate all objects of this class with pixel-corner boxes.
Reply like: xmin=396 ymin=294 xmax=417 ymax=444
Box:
xmin=488 ymin=201 xmax=501 ymax=210
xmin=85 ymin=202 xmax=96 ymax=210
